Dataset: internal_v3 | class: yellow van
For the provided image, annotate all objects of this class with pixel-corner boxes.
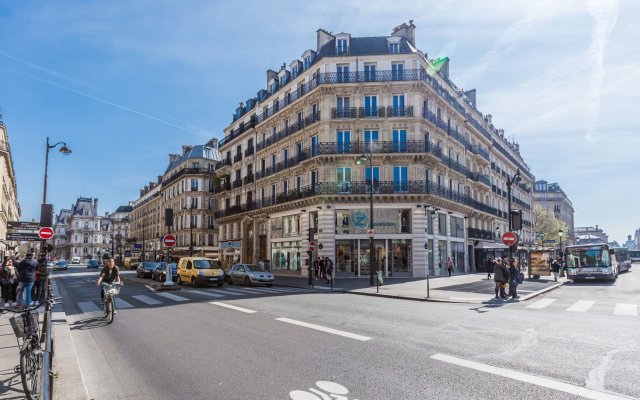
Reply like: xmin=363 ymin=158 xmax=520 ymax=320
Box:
xmin=176 ymin=257 xmax=225 ymax=287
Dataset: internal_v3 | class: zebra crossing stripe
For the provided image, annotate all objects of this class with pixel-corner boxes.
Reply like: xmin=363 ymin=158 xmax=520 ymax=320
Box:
xmin=156 ymin=292 xmax=189 ymax=302
xmin=77 ymin=301 xmax=101 ymax=314
xmin=613 ymin=303 xmax=638 ymax=317
xmin=221 ymin=288 xmax=251 ymax=295
xmin=566 ymin=300 xmax=595 ymax=313
xmin=235 ymin=287 xmax=274 ymax=293
xmin=188 ymin=289 xmax=226 ymax=298
xmin=114 ymin=298 xmax=134 ymax=309
xmin=132 ymin=295 xmax=163 ymax=305
xmin=525 ymin=298 xmax=557 ymax=309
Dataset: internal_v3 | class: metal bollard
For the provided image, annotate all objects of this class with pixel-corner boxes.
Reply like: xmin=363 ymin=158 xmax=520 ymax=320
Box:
xmin=427 ymin=274 xmax=430 ymax=298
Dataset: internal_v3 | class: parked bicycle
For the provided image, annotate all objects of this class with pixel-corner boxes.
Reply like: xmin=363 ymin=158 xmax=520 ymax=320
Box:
xmin=0 ymin=299 xmax=50 ymax=400
xmin=101 ymin=282 xmax=122 ymax=323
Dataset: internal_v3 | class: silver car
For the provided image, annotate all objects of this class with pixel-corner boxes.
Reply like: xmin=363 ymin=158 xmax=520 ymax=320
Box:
xmin=227 ymin=264 xmax=274 ymax=287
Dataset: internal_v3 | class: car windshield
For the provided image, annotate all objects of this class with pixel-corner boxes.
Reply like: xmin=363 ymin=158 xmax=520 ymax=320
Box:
xmin=156 ymin=263 xmax=167 ymax=270
xmin=566 ymin=247 xmax=611 ymax=268
xmin=168 ymin=263 xmax=177 ymax=270
xmin=193 ymin=260 xmax=214 ymax=269
xmin=89 ymin=260 xmax=98 ymax=265
xmin=143 ymin=262 xmax=157 ymax=269
xmin=245 ymin=264 xmax=265 ymax=272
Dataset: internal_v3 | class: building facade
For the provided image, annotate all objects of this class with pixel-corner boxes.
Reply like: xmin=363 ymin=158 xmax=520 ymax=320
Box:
xmin=212 ymin=22 xmax=535 ymax=277
xmin=107 ymin=205 xmax=132 ymax=262
xmin=130 ymin=180 xmax=163 ymax=262
xmin=65 ymin=197 xmax=110 ymax=260
xmin=161 ymin=142 xmax=221 ymax=258
xmin=575 ymin=225 xmax=608 ymax=245
xmin=0 ymin=122 xmax=21 ymax=259
xmin=53 ymin=209 xmax=72 ymax=259
xmin=533 ymin=180 xmax=575 ymax=244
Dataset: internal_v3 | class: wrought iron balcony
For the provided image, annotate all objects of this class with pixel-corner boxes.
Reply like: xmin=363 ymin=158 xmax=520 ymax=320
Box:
xmin=243 ymin=174 xmax=255 ymax=185
xmin=232 ymin=179 xmax=243 ymax=189
xmin=244 ymin=147 xmax=254 ymax=157
xmin=359 ymin=107 xmax=385 ymax=118
xmin=233 ymin=153 xmax=242 ymax=163
xmin=215 ymin=157 xmax=232 ymax=171
xmin=468 ymin=227 xmax=495 ymax=240
xmin=256 ymin=112 xmax=321 ymax=152
xmin=386 ymin=106 xmax=414 ymax=118
xmin=331 ymin=107 xmax=358 ymax=119
xmin=162 ymin=167 xmax=213 ymax=186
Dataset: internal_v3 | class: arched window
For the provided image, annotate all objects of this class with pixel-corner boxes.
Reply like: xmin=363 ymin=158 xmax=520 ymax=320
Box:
xmin=83 ymin=235 xmax=89 ymax=244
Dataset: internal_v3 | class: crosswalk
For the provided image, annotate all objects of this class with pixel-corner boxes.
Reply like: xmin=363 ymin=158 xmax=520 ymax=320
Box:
xmin=524 ymin=297 xmax=638 ymax=317
xmin=72 ymin=286 xmax=316 ymax=315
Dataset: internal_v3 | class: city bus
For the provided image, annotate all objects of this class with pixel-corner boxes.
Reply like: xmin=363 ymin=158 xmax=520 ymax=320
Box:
xmin=630 ymin=250 xmax=640 ymax=263
xmin=613 ymin=247 xmax=632 ymax=273
xmin=565 ymin=243 xmax=618 ymax=281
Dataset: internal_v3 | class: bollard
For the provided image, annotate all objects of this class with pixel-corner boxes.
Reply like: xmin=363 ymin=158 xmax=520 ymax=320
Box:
xmin=427 ymin=274 xmax=430 ymax=298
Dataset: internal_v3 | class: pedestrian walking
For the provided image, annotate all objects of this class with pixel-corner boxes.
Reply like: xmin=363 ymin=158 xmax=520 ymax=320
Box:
xmin=551 ymin=257 xmax=561 ymax=282
xmin=1 ymin=258 xmax=19 ymax=306
xmin=16 ymin=253 xmax=38 ymax=308
xmin=35 ymin=253 xmax=49 ymax=302
xmin=446 ymin=257 xmax=454 ymax=277
xmin=508 ymin=258 xmax=521 ymax=299
xmin=493 ymin=258 xmax=508 ymax=299
xmin=313 ymin=258 xmax=320 ymax=279
xmin=320 ymin=257 xmax=327 ymax=280
xmin=486 ymin=257 xmax=494 ymax=279
xmin=326 ymin=260 xmax=334 ymax=284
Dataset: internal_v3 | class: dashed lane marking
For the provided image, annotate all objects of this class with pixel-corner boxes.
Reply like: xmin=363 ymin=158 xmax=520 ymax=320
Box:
xmin=209 ymin=301 xmax=257 ymax=314
xmin=275 ymin=317 xmax=372 ymax=342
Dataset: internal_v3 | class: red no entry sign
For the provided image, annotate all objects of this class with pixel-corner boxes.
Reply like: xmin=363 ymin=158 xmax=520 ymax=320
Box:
xmin=502 ymin=231 xmax=519 ymax=247
xmin=163 ymin=234 xmax=176 ymax=247
xmin=309 ymin=241 xmax=317 ymax=251
xmin=38 ymin=227 xmax=54 ymax=240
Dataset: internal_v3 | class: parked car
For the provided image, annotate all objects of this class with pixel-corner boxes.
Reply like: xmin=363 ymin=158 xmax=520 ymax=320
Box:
xmin=54 ymin=260 xmax=68 ymax=271
xmin=136 ymin=262 xmax=158 ymax=279
xmin=124 ymin=257 xmax=140 ymax=270
xmin=71 ymin=256 xmax=81 ymax=264
xmin=176 ymin=257 xmax=224 ymax=287
xmin=227 ymin=264 xmax=274 ymax=287
xmin=87 ymin=259 xmax=100 ymax=269
xmin=152 ymin=262 xmax=177 ymax=282
xmin=47 ymin=261 xmax=54 ymax=267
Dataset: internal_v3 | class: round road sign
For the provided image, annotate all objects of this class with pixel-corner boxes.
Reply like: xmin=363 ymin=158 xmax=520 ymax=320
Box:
xmin=163 ymin=234 xmax=176 ymax=247
xmin=502 ymin=231 xmax=519 ymax=247
xmin=38 ymin=227 xmax=54 ymax=240
xmin=309 ymin=241 xmax=317 ymax=251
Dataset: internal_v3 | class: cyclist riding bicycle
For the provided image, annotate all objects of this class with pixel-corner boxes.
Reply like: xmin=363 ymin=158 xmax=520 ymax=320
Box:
xmin=96 ymin=258 xmax=121 ymax=303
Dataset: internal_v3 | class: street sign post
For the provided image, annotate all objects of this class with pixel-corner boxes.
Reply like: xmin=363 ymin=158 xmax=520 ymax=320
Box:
xmin=8 ymin=221 xmax=40 ymax=231
xmin=6 ymin=232 xmax=40 ymax=241
xmin=502 ymin=231 xmax=519 ymax=247
xmin=367 ymin=229 xmax=375 ymax=239
xmin=308 ymin=241 xmax=317 ymax=252
xmin=38 ymin=227 xmax=54 ymax=240
xmin=163 ymin=234 xmax=176 ymax=248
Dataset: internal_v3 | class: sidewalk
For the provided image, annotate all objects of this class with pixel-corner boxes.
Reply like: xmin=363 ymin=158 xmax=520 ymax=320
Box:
xmin=0 ymin=307 xmax=23 ymax=400
xmin=275 ymin=273 xmax=568 ymax=304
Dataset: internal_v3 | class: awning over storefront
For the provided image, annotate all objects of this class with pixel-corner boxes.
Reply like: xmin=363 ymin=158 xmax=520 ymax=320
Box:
xmin=474 ymin=241 xmax=509 ymax=250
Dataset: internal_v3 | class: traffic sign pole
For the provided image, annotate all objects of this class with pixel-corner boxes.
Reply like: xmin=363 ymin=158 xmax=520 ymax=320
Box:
xmin=162 ymin=233 xmax=176 ymax=286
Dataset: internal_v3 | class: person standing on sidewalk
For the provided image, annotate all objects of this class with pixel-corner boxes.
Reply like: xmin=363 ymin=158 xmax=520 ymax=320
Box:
xmin=446 ymin=257 xmax=454 ymax=277
xmin=486 ymin=257 xmax=494 ymax=279
xmin=508 ymin=258 xmax=521 ymax=299
xmin=493 ymin=258 xmax=508 ymax=299
xmin=1 ymin=258 xmax=19 ymax=306
xmin=326 ymin=260 xmax=334 ymax=284
xmin=320 ymin=257 xmax=327 ymax=280
xmin=551 ymin=257 xmax=561 ymax=282
xmin=16 ymin=253 xmax=37 ymax=308
xmin=35 ymin=253 xmax=49 ymax=302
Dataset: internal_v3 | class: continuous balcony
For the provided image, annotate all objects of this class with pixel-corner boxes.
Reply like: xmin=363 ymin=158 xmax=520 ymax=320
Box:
xmin=255 ymin=111 xmax=321 ymax=152
xmin=214 ymin=180 xmax=497 ymax=219
xmin=468 ymin=228 xmax=495 ymax=240
xmin=163 ymin=167 xmax=213 ymax=186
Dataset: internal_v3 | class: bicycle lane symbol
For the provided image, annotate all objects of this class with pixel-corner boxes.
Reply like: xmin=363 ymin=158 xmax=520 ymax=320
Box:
xmin=289 ymin=380 xmax=358 ymax=400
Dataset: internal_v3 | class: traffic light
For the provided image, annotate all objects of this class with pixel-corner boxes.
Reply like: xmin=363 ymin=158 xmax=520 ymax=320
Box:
xmin=510 ymin=210 xmax=523 ymax=230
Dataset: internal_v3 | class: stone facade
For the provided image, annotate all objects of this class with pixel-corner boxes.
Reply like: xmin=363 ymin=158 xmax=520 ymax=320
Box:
xmin=212 ymin=22 xmax=535 ymax=277
xmin=0 ymin=123 xmax=21 ymax=259
xmin=63 ymin=198 xmax=111 ymax=260
xmin=533 ymin=180 xmax=575 ymax=244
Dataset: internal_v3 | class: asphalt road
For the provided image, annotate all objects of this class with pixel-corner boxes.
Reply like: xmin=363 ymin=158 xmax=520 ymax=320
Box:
xmin=51 ymin=264 xmax=640 ymax=400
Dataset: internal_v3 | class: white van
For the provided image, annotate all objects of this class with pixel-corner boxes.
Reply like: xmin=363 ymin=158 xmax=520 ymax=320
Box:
xmin=71 ymin=256 xmax=81 ymax=264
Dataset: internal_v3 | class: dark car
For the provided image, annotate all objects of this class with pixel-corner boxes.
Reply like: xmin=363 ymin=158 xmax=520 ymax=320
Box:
xmin=87 ymin=259 xmax=100 ymax=269
xmin=136 ymin=262 xmax=158 ymax=278
xmin=54 ymin=260 xmax=68 ymax=271
xmin=152 ymin=262 xmax=177 ymax=282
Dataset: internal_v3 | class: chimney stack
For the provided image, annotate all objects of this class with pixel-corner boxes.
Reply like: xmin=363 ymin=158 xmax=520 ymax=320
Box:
xmin=93 ymin=198 xmax=99 ymax=216
xmin=391 ymin=20 xmax=416 ymax=47
xmin=182 ymin=145 xmax=193 ymax=155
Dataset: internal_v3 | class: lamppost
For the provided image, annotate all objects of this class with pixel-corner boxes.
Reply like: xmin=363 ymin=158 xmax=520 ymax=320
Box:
xmin=43 ymin=137 xmax=72 ymax=205
xmin=357 ymin=146 xmax=375 ymax=286
xmin=506 ymin=168 xmax=522 ymax=259
xmin=183 ymin=206 xmax=194 ymax=257
xmin=558 ymin=229 xmax=564 ymax=260
xmin=115 ymin=233 xmax=122 ymax=266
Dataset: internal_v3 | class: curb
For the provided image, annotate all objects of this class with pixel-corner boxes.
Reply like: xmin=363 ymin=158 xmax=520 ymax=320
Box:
xmin=51 ymin=280 xmax=90 ymax=400
xmin=519 ymin=280 xmax=568 ymax=301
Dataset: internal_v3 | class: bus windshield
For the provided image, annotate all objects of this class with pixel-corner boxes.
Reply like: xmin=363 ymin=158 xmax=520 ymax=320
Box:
xmin=565 ymin=246 xmax=611 ymax=268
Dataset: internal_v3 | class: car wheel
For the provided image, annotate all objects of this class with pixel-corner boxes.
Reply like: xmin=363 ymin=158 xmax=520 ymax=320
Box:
xmin=191 ymin=277 xmax=197 ymax=287
xmin=244 ymin=277 xmax=252 ymax=287
xmin=227 ymin=276 xmax=233 ymax=285
xmin=267 ymin=283 xmax=273 ymax=287
xmin=217 ymin=280 xmax=224 ymax=287
xmin=177 ymin=276 xmax=182 ymax=285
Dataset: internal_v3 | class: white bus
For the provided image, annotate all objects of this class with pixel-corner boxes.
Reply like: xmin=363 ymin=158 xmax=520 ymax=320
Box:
xmin=565 ymin=244 xmax=618 ymax=282
xmin=612 ymin=247 xmax=631 ymax=273
xmin=629 ymin=250 xmax=640 ymax=263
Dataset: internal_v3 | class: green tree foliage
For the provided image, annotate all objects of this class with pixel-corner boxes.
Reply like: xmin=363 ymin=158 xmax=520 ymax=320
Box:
xmin=533 ymin=206 xmax=569 ymax=247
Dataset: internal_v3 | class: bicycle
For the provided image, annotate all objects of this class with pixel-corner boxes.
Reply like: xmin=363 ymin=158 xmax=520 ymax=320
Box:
xmin=101 ymin=282 xmax=122 ymax=324
xmin=0 ymin=299 xmax=49 ymax=400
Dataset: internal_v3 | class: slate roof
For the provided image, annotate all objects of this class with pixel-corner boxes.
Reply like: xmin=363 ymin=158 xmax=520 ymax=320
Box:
xmin=115 ymin=205 xmax=133 ymax=213
xmin=317 ymin=36 xmax=414 ymax=58
xmin=164 ymin=145 xmax=221 ymax=174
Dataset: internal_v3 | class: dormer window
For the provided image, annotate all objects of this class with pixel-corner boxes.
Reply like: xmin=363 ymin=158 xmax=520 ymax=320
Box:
xmin=336 ymin=39 xmax=349 ymax=55
xmin=389 ymin=42 xmax=400 ymax=53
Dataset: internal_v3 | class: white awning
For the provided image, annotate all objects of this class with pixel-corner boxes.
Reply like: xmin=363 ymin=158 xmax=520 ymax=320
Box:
xmin=474 ymin=241 xmax=509 ymax=250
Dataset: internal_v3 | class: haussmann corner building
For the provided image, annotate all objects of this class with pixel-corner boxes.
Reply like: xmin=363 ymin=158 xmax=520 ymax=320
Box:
xmin=213 ymin=21 xmax=535 ymax=278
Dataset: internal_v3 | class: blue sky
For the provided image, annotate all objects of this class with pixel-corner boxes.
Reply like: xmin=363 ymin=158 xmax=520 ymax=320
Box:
xmin=0 ymin=0 xmax=637 ymax=243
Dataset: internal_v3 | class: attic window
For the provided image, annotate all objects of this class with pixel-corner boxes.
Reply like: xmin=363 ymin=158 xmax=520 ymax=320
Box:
xmin=304 ymin=55 xmax=313 ymax=69
xmin=336 ymin=39 xmax=349 ymax=55
xmin=389 ymin=42 xmax=400 ymax=54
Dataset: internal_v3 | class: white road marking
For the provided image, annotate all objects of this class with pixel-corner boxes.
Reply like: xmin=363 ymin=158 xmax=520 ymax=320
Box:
xmin=613 ymin=303 xmax=638 ymax=317
xmin=525 ymin=298 xmax=557 ymax=309
xmin=220 ymin=288 xmax=251 ymax=296
xmin=430 ymin=353 xmax=629 ymax=400
xmin=275 ymin=317 xmax=372 ymax=342
xmin=188 ymin=289 xmax=226 ymax=298
xmin=114 ymin=298 xmax=134 ymax=309
xmin=567 ymin=300 xmax=595 ymax=313
xmin=144 ymin=285 xmax=156 ymax=292
xmin=51 ymin=270 xmax=136 ymax=279
xmin=156 ymin=292 xmax=189 ymax=302
xmin=77 ymin=301 xmax=101 ymax=314
xmin=209 ymin=301 xmax=257 ymax=314
xmin=132 ymin=295 xmax=163 ymax=305
xmin=234 ymin=287 xmax=274 ymax=293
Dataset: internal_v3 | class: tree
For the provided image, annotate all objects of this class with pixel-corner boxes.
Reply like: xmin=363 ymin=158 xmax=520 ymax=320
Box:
xmin=533 ymin=206 xmax=568 ymax=247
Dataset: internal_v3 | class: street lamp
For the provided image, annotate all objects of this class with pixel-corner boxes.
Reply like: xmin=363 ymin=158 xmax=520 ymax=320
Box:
xmin=506 ymin=169 xmax=522 ymax=258
xmin=43 ymin=137 xmax=72 ymax=205
xmin=183 ymin=206 xmax=194 ymax=257
xmin=115 ymin=233 xmax=122 ymax=266
xmin=357 ymin=147 xmax=374 ymax=286
xmin=558 ymin=229 xmax=564 ymax=259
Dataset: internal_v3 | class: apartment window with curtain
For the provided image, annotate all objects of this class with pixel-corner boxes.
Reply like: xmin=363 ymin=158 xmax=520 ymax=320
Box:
xmin=336 ymin=167 xmax=351 ymax=193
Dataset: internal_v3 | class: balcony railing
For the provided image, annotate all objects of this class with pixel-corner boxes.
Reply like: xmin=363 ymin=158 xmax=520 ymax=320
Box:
xmin=214 ymin=180 xmax=497 ymax=219
xmin=163 ymin=167 xmax=212 ymax=186
xmin=233 ymin=154 xmax=243 ymax=163
xmin=331 ymin=107 xmax=358 ymax=119
xmin=386 ymin=106 xmax=414 ymax=118
xmin=468 ymin=228 xmax=495 ymax=240
xmin=244 ymin=147 xmax=254 ymax=157
xmin=243 ymin=174 xmax=255 ymax=185
xmin=232 ymin=179 xmax=243 ymax=189
xmin=256 ymin=111 xmax=321 ymax=152
xmin=215 ymin=157 xmax=232 ymax=171
xmin=359 ymin=107 xmax=385 ymax=118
